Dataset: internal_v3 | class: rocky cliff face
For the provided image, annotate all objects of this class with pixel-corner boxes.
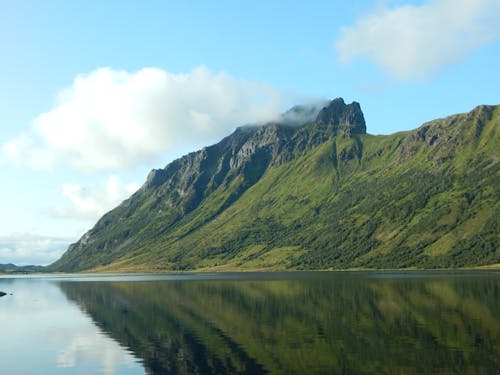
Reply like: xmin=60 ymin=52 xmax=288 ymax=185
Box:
xmin=315 ymin=99 xmax=366 ymax=135
xmin=138 ymin=98 xmax=365 ymax=215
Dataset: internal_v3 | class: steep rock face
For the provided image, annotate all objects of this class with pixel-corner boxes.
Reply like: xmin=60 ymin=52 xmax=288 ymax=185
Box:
xmin=314 ymin=98 xmax=366 ymax=135
xmin=123 ymin=98 xmax=364 ymax=213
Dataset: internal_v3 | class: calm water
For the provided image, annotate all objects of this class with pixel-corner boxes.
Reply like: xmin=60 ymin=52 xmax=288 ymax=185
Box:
xmin=0 ymin=271 xmax=499 ymax=374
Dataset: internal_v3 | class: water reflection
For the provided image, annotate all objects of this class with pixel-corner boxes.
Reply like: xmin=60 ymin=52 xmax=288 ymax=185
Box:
xmin=0 ymin=277 xmax=144 ymax=375
xmin=58 ymin=272 xmax=500 ymax=374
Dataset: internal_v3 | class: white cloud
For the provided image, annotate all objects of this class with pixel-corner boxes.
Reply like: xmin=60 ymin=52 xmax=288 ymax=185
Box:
xmin=2 ymin=66 xmax=290 ymax=171
xmin=55 ymin=328 xmax=139 ymax=375
xmin=53 ymin=175 xmax=140 ymax=221
xmin=335 ymin=0 xmax=500 ymax=80
xmin=0 ymin=234 xmax=73 ymax=265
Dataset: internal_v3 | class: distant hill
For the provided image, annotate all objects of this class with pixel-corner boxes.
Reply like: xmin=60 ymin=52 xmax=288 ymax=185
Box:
xmin=50 ymin=98 xmax=500 ymax=272
xmin=0 ymin=263 xmax=45 ymax=273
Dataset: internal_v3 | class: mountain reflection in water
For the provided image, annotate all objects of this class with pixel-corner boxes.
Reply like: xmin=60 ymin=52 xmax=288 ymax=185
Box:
xmin=59 ymin=272 xmax=500 ymax=374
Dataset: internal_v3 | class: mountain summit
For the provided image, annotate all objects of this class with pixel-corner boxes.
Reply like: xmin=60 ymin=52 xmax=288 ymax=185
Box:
xmin=50 ymin=99 xmax=499 ymax=272
xmin=314 ymin=98 xmax=366 ymax=135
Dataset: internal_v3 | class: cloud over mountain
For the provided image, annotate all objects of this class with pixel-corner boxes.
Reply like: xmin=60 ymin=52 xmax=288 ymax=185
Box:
xmin=2 ymin=66 xmax=291 ymax=171
xmin=335 ymin=0 xmax=500 ymax=80
xmin=53 ymin=175 xmax=140 ymax=221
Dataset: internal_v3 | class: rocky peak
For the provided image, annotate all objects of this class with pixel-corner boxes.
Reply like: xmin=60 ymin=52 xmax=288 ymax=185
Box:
xmin=138 ymin=98 xmax=368 ymax=211
xmin=144 ymin=168 xmax=169 ymax=190
xmin=314 ymin=98 xmax=366 ymax=136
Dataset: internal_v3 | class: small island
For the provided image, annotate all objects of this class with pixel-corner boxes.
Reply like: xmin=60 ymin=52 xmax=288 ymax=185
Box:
xmin=0 ymin=292 xmax=6 ymax=297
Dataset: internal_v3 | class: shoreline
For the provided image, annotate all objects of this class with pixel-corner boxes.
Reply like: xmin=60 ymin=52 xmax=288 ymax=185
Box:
xmin=2 ymin=266 xmax=500 ymax=276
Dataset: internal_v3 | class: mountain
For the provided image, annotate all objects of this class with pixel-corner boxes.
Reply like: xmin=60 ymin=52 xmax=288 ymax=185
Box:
xmin=0 ymin=263 xmax=45 ymax=273
xmin=50 ymin=99 xmax=500 ymax=272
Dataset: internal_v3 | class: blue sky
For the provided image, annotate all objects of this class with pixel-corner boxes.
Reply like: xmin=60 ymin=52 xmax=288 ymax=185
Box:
xmin=1 ymin=0 xmax=499 ymax=265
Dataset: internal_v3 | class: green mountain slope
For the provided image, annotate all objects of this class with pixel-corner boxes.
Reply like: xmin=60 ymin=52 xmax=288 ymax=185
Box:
xmin=50 ymin=99 xmax=500 ymax=272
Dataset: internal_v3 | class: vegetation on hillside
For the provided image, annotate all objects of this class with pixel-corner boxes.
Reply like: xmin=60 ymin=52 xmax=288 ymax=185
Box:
xmin=50 ymin=100 xmax=500 ymax=272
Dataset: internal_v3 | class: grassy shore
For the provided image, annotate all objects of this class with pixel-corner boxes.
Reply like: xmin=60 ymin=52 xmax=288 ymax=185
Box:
xmin=66 ymin=259 xmax=500 ymax=274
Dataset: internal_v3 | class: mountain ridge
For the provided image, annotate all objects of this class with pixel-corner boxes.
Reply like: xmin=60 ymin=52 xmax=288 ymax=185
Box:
xmin=0 ymin=263 xmax=45 ymax=273
xmin=50 ymin=99 xmax=500 ymax=272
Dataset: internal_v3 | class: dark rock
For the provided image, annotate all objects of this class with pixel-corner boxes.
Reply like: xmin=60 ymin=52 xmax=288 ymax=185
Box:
xmin=0 ymin=292 xmax=6 ymax=297
xmin=314 ymin=98 xmax=366 ymax=135
xmin=144 ymin=169 xmax=169 ymax=190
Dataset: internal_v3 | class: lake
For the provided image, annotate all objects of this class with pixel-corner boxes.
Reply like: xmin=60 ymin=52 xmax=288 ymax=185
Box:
xmin=0 ymin=271 xmax=499 ymax=374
